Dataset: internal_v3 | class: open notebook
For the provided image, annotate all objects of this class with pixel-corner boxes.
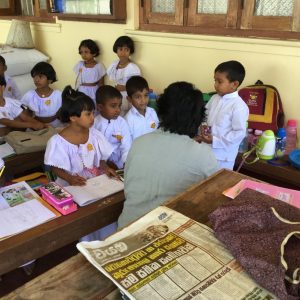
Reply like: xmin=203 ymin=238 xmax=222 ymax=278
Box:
xmin=64 ymin=174 xmax=124 ymax=206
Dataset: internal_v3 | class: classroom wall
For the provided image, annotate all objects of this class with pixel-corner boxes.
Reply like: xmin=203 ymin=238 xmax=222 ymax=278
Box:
xmin=0 ymin=1 xmax=300 ymax=144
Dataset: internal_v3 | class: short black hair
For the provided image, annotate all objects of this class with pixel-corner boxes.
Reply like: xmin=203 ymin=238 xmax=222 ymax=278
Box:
xmin=96 ymin=85 xmax=122 ymax=105
xmin=113 ymin=36 xmax=135 ymax=54
xmin=0 ymin=75 xmax=6 ymax=86
xmin=60 ymin=85 xmax=95 ymax=123
xmin=0 ymin=56 xmax=6 ymax=66
xmin=126 ymin=76 xmax=149 ymax=97
xmin=31 ymin=62 xmax=57 ymax=83
xmin=215 ymin=60 xmax=245 ymax=86
xmin=157 ymin=81 xmax=205 ymax=138
xmin=78 ymin=39 xmax=100 ymax=57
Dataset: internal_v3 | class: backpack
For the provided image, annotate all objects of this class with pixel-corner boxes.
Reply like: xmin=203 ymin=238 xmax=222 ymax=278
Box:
xmin=238 ymin=80 xmax=284 ymax=132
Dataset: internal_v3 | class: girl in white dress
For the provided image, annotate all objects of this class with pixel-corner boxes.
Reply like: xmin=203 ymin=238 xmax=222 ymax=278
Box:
xmin=21 ymin=62 xmax=63 ymax=128
xmin=107 ymin=36 xmax=141 ymax=115
xmin=74 ymin=39 xmax=106 ymax=104
xmin=45 ymin=86 xmax=119 ymax=241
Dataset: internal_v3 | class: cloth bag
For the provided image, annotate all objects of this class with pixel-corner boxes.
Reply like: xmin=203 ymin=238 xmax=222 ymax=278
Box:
xmin=4 ymin=127 xmax=57 ymax=154
xmin=209 ymin=188 xmax=300 ymax=300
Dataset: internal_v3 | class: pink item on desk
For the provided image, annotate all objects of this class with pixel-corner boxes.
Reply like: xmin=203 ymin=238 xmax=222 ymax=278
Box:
xmin=40 ymin=182 xmax=77 ymax=215
xmin=223 ymin=179 xmax=300 ymax=209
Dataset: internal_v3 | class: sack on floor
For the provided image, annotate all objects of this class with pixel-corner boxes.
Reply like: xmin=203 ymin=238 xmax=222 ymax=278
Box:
xmin=4 ymin=127 xmax=57 ymax=154
xmin=238 ymin=80 xmax=284 ymax=132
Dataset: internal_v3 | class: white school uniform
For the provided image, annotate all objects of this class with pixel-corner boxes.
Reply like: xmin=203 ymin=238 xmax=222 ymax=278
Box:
xmin=206 ymin=91 xmax=249 ymax=170
xmin=94 ymin=114 xmax=132 ymax=169
xmin=74 ymin=61 xmax=106 ymax=103
xmin=4 ymin=74 xmax=22 ymax=100
xmin=107 ymin=60 xmax=141 ymax=115
xmin=0 ymin=97 xmax=23 ymax=128
xmin=21 ymin=90 xmax=63 ymax=128
xmin=125 ymin=106 xmax=159 ymax=140
xmin=45 ymin=127 xmax=115 ymax=241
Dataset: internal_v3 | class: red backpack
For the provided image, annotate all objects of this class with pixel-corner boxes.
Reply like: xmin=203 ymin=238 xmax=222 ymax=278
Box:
xmin=238 ymin=80 xmax=284 ymax=132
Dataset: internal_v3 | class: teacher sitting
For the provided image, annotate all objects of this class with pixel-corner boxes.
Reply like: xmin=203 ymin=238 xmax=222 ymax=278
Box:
xmin=118 ymin=81 xmax=219 ymax=228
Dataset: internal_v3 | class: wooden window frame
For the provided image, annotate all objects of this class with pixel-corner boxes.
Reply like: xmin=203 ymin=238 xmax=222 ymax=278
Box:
xmin=0 ymin=0 xmax=126 ymax=24
xmin=139 ymin=0 xmax=300 ymax=40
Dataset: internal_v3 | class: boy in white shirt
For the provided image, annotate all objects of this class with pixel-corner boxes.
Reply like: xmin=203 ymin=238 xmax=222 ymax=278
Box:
xmin=0 ymin=55 xmax=22 ymax=100
xmin=94 ymin=85 xmax=132 ymax=169
xmin=124 ymin=76 xmax=159 ymax=140
xmin=200 ymin=60 xmax=249 ymax=170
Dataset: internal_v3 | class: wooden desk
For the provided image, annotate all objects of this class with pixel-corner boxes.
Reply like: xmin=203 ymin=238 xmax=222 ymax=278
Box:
xmin=4 ymin=151 xmax=45 ymax=178
xmin=234 ymin=153 xmax=300 ymax=189
xmin=0 ymin=191 xmax=125 ymax=276
xmin=4 ymin=169 xmax=248 ymax=300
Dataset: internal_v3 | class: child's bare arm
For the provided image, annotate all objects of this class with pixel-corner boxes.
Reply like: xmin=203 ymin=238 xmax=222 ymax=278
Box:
xmin=52 ymin=167 xmax=86 ymax=186
xmin=100 ymin=160 xmax=120 ymax=179
xmin=18 ymin=111 xmax=47 ymax=129
xmin=0 ymin=117 xmax=44 ymax=130
xmin=115 ymin=84 xmax=126 ymax=92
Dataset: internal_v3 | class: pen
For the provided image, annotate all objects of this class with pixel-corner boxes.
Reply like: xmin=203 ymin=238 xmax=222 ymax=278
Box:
xmin=0 ymin=166 xmax=5 ymax=177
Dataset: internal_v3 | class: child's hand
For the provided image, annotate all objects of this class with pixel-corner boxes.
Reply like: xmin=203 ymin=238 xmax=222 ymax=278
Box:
xmin=31 ymin=121 xmax=47 ymax=130
xmin=201 ymin=133 xmax=213 ymax=144
xmin=105 ymin=167 xmax=121 ymax=180
xmin=67 ymin=174 xmax=87 ymax=186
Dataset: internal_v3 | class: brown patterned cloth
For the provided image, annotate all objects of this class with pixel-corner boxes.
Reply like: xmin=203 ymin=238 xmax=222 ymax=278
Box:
xmin=209 ymin=188 xmax=300 ymax=300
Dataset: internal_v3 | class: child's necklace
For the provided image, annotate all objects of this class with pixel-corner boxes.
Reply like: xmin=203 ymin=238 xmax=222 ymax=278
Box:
xmin=37 ymin=88 xmax=52 ymax=98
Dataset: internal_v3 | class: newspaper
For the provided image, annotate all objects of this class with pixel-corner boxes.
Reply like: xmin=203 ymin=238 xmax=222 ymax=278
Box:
xmin=77 ymin=206 xmax=276 ymax=300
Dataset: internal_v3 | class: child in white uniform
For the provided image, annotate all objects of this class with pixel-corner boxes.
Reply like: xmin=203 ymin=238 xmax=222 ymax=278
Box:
xmin=21 ymin=62 xmax=62 ymax=128
xmin=74 ymin=39 xmax=106 ymax=104
xmin=94 ymin=85 xmax=132 ymax=169
xmin=45 ymin=86 xmax=119 ymax=241
xmin=0 ymin=55 xmax=21 ymax=100
xmin=200 ymin=60 xmax=249 ymax=170
xmin=0 ymin=75 xmax=46 ymax=136
xmin=124 ymin=76 xmax=159 ymax=140
xmin=107 ymin=36 xmax=141 ymax=116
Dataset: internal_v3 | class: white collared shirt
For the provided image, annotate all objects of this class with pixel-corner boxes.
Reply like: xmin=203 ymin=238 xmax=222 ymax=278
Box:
xmin=206 ymin=91 xmax=249 ymax=162
xmin=94 ymin=115 xmax=132 ymax=169
xmin=124 ymin=106 xmax=159 ymax=140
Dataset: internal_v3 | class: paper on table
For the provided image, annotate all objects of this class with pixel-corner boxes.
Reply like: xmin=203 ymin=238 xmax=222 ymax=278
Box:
xmin=65 ymin=174 xmax=124 ymax=206
xmin=0 ymin=181 xmax=58 ymax=239
xmin=0 ymin=142 xmax=16 ymax=159
xmin=223 ymin=179 xmax=300 ymax=209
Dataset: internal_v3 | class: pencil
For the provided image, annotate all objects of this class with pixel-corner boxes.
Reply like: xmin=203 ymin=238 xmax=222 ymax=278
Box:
xmin=0 ymin=166 xmax=5 ymax=177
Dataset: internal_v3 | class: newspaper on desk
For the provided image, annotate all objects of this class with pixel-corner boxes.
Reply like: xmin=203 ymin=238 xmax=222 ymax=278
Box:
xmin=77 ymin=206 xmax=276 ymax=300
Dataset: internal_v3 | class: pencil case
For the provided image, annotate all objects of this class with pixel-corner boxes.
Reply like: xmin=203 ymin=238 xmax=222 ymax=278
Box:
xmin=40 ymin=182 xmax=77 ymax=215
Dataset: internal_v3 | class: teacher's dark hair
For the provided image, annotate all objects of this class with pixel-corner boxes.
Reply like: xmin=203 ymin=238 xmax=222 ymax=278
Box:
xmin=157 ymin=81 xmax=205 ymax=138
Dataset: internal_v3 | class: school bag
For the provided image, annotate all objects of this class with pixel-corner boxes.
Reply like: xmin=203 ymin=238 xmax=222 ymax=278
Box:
xmin=238 ymin=80 xmax=284 ymax=132
xmin=4 ymin=127 xmax=57 ymax=154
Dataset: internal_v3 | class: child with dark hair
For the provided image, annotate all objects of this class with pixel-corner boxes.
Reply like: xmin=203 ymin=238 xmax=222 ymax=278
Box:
xmin=94 ymin=85 xmax=132 ymax=169
xmin=124 ymin=76 xmax=158 ymax=140
xmin=0 ymin=75 xmax=46 ymax=136
xmin=200 ymin=60 xmax=249 ymax=170
xmin=21 ymin=62 xmax=62 ymax=127
xmin=74 ymin=39 xmax=106 ymax=104
xmin=0 ymin=55 xmax=21 ymax=100
xmin=45 ymin=85 xmax=119 ymax=241
xmin=107 ymin=36 xmax=141 ymax=115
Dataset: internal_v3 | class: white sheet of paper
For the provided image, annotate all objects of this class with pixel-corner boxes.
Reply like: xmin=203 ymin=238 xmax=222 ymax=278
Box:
xmin=0 ymin=142 xmax=15 ymax=159
xmin=0 ymin=199 xmax=56 ymax=238
xmin=65 ymin=174 xmax=124 ymax=206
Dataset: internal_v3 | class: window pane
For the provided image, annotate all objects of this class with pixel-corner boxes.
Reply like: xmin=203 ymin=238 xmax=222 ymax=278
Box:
xmin=0 ymin=0 xmax=9 ymax=8
xmin=21 ymin=0 xmax=34 ymax=16
xmin=64 ymin=0 xmax=111 ymax=15
xmin=151 ymin=0 xmax=175 ymax=13
xmin=255 ymin=0 xmax=293 ymax=17
xmin=197 ymin=0 xmax=228 ymax=14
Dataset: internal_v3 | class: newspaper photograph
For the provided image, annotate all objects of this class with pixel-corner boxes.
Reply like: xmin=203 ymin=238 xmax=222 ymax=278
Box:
xmin=77 ymin=206 xmax=276 ymax=300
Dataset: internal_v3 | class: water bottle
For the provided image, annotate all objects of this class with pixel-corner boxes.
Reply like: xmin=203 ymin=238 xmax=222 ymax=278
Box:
xmin=148 ymin=90 xmax=157 ymax=111
xmin=238 ymin=122 xmax=248 ymax=153
xmin=285 ymin=119 xmax=297 ymax=154
xmin=275 ymin=128 xmax=286 ymax=158
xmin=54 ymin=0 xmax=64 ymax=12
xmin=248 ymin=128 xmax=254 ymax=146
